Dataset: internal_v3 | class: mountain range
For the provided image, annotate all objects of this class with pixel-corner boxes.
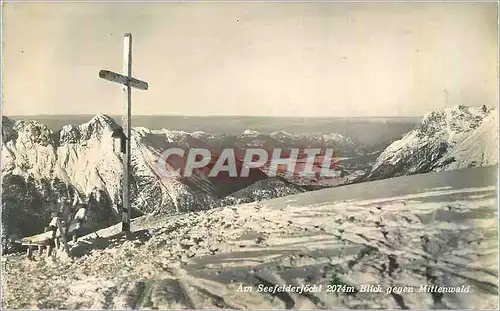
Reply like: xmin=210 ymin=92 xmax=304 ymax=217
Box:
xmin=1 ymin=105 xmax=498 ymax=254
xmin=1 ymin=114 xmax=366 ymax=252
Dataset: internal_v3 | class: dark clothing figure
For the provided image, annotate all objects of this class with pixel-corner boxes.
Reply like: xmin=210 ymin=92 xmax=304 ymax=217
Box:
xmin=47 ymin=216 xmax=62 ymax=256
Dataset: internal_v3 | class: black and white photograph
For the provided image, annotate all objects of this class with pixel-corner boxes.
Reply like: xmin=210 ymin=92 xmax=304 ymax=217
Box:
xmin=1 ymin=1 xmax=498 ymax=309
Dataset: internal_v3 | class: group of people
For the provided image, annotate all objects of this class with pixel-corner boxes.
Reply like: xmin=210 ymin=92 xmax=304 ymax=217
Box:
xmin=30 ymin=196 xmax=89 ymax=259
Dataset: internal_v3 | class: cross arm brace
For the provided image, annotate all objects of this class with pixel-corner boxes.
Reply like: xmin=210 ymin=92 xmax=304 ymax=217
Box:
xmin=99 ymin=70 xmax=149 ymax=90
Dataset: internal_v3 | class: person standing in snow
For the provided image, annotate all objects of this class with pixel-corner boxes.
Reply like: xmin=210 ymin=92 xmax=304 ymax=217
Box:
xmin=62 ymin=195 xmax=79 ymax=233
xmin=57 ymin=198 xmax=69 ymax=234
xmin=69 ymin=200 xmax=88 ymax=243
xmin=47 ymin=211 xmax=61 ymax=256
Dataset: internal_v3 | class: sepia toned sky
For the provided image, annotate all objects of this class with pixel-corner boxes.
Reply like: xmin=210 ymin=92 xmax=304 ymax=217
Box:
xmin=2 ymin=2 xmax=498 ymax=117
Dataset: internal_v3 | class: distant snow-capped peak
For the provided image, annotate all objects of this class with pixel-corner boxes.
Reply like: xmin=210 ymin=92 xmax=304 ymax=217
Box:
xmin=57 ymin=114 xmax=119 ymax=145
xmin=78 ymin=114 xmax=119 ymax=139
xmin=322 ymin=133 xmax=356 ymax=145
xmin=191 ymin=131 xmax=215 ymax=140
xmin=435 ymin=110 xmax=498 ymax=171
xmin=13 ymin=120 xmax=54 ymax=147
xmin=414 ymin=105 xmax=488 ymax=142
xmin=239 ymin=129 xmax=261 ymax=137
xmin=367 ymin=105 xmax=497 ymax=180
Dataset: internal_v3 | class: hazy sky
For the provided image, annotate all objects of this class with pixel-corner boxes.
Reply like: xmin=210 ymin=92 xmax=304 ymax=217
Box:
xmin=2 ymin=2 xmax=498 ymax=117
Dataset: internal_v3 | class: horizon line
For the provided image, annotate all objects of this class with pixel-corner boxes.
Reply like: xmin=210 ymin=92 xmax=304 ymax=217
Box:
xmin=3 ymin=113 xmax=423 ymax=119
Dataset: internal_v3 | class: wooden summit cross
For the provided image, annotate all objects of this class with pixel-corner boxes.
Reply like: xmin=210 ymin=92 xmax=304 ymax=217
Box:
xmin=99 ymin=33 xmax=148 ymax=232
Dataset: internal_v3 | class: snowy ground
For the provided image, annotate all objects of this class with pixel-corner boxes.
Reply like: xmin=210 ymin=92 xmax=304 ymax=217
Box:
xmin=2 ymin=166 xmax=498 ymax=309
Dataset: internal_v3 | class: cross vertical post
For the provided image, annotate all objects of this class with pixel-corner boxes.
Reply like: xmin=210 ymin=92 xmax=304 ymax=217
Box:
xmin=99 ymin=33 xmax=148 ymax=233
xmin=122 ymin=33 xmax=132 ymax=232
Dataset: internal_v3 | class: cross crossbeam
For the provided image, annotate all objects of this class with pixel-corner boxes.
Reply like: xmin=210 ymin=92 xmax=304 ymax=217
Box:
xmin=99 ymin=70 xmax=148 ymax=90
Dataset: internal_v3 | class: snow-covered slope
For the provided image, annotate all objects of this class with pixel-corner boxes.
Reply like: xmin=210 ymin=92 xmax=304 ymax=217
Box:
xmin=366 ymin=105 xmax=498 ymax=180
xmin=3 ymin=165 xmax=497 ymax=309
xmin=435 ymin=112 xmax=499 ymax=170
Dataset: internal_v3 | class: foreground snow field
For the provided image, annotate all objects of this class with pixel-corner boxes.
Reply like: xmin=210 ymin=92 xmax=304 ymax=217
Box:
xmin=2 ymin=165 xmax=498 ymax=309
